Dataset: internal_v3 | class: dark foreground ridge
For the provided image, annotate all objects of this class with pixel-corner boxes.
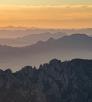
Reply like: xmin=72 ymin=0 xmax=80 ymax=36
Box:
xmin=0 ymin=59 xmax=92 ymax=102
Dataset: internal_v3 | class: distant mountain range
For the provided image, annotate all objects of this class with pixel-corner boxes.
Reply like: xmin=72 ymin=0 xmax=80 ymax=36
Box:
xmin=0 ymin=33 xmax=92 ymax=70
xmin=0 ymin=32 xmax=65 ymax=47
xmin=0 ymin=59 xmax=92 ymax=102
xmin=0 ymin=28 xmax=92 ymax=46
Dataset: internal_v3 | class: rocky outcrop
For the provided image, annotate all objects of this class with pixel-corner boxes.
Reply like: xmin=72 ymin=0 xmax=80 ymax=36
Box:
xmin=0 ymin=59 xmax=92 ymax=102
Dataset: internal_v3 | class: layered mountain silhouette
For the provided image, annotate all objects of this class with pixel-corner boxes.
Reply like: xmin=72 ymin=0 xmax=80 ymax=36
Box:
xmin=0 ymin=59 xmax=92 ymax=102
xmin=0 ymin=34 xmax=92 ymax=70
xmin=0 ymin=30 xmax=66 ymax=46
xmin=0 ymin=28 xmax=92 ymax=47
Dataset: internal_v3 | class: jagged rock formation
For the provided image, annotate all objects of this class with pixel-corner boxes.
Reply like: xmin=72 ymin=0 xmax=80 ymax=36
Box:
xmin=0 ymin=59 xmax=92 ymax=102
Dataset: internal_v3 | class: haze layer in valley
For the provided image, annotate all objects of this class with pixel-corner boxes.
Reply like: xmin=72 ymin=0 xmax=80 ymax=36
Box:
xmin=0 ymin=33 xmax=91 ymax=71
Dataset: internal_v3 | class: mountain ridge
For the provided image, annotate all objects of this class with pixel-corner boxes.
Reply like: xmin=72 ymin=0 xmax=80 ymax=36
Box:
xmin=0 ymin=33 xmax=92 ymax=70
xmin=0 ymin=59 xmax=92 ymax=102
xmin=0 ymin=31 xmax=66 ymax=47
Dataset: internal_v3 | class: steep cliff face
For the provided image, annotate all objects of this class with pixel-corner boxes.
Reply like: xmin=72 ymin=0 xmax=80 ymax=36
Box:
xmin=0 ymin=59 xmax=92 ymax=102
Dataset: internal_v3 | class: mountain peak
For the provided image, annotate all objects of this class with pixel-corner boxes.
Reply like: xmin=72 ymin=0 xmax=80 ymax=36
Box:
xmin=49 ymin=59 xmax=61 ymax=65
xmin=47 ymin=37 xmax=55 ymax=42
xmin=69 ymin=34 xmax=89 ymax=38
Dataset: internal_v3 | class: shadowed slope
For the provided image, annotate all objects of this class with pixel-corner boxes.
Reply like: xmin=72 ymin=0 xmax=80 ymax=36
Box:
xmin=0 ymin=59 xmax=92 ymax=102
xmin=0 ymin=34 xmax=92 ymax=70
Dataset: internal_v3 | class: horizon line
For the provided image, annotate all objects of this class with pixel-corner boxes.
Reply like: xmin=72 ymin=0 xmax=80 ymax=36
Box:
xmin=0 ymin=26 xmax=92 ymax=30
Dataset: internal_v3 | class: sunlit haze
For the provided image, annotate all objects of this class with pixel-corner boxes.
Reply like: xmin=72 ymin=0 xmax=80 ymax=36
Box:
xmin=0 ymin=0 xmax=92 ymax=38
xmin=0 ymin=5 xmax=91 ymax=29
xmin=0 ymin=0 xmax=92 ymax=5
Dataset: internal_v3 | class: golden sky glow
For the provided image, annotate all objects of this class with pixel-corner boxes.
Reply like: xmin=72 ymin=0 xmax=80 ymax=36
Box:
xmin=0 ymin=0 xmax=92 ymax=5
xmin=0 ymin=5 xmax=92 ymax=28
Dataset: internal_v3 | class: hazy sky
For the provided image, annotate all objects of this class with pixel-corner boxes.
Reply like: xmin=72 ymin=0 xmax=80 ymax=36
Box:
xmin=0 ymin=0 xmax=92 ymax=29
xmin=0 ymin=0 xmax=92 ymax=5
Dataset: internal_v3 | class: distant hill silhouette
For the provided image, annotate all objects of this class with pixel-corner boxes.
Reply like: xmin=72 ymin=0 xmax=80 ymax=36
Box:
xmin=0 ymin=31 xmax=66 ymax=46
xmin=0 ymin=59 xmax=92 ymax=102
xmin=0 ymin=28 xmax=92 ymax=46
xmin=0 ymin=34 xmax=92 ymax=70
xmin=61 ymin=28 xmax=92 ymax=35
